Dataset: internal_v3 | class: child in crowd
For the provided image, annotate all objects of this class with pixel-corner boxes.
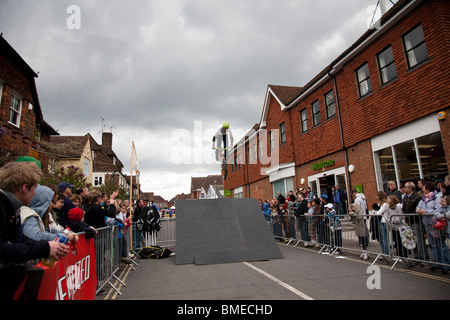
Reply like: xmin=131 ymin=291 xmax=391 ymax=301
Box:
xmin=279 ymin=204 xmax=288 ymax=239
xmin=116 ymin=205 xmax=132 ymax=262
xmin=67 ymin=207 xmax=96 ymax=239
xmin=325 ymin=203 xmax=343 ymax=255
xmin=271 ymin=207 xmax=283 ymax=242
xmin=70 ymin=194 xmax=82 ymax=208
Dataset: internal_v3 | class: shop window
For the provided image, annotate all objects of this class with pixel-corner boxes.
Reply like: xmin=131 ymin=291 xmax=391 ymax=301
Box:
xmin=377 ymin=46 xmax=397 ymax=85
xmin=272 ymin=177 xmax=294 ymax=198
xmin=375 ymin=131 xmax=447 ymax=191
xmin=416 ymin=132 xmax=447 ymax=181
xmin=377 ymin=146 xmax=398 ymax=191
xmin=393 ymin=140 xmax=418 ymax=184
xmin=403 ymin=24 xmax=428 ymax=69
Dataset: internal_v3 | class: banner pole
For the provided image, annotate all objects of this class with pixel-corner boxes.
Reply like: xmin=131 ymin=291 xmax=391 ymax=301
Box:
xmin=129 ymin=141 xmax=134 ymax=254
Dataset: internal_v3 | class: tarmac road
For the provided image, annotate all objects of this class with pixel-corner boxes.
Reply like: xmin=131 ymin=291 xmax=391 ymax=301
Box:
xmin=100 ymin=243 xmax=450 ymax=301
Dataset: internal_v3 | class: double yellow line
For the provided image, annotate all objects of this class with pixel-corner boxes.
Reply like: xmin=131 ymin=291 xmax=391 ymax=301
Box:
xmin=103 ymin=264 xmax=134 ymax=300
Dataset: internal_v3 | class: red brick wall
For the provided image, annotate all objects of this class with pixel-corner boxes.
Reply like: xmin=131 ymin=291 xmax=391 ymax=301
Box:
xmin=337 ymin=0 xmax=450 ymax=148
xmin=346 ymin=140 xmax=379 ymax=205
xmin=438 ymin=106 xmax=450 ymax=172
xmin=288 ymin=81 xmax=343 ymax=165
xmin=224 ymin=0 xmax=450 ymax=200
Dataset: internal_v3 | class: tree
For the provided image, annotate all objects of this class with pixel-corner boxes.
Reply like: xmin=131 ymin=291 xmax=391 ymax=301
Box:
xmin=41 ymin=165 xmax=89 ymax=189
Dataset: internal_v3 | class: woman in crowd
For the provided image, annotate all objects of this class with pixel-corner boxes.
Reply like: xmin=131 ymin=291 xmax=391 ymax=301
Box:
xmin=417 ymin=182 xmax=446 ymax=272
xmin=373 ymin=191 xmax=389 ymax=257
xmin=349 ymin=202 xmax=369 ymax=260
xmin=384 ymin=195 xmax=406 ymax=258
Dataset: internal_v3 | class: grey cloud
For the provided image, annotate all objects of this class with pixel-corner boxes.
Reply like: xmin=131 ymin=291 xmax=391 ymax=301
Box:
xmin=0 ymin=0 xmax=385 ymax=198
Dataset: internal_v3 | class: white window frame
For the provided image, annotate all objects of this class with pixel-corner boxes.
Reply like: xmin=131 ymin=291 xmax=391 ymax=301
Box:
xmin=9 ymin=92 xmax=23 ymax=128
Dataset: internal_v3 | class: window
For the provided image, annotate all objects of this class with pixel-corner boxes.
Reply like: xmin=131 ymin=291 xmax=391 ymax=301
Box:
xmin=280 ymin=122 xmax=286 ymax=144
xmin=374 ymin=131 xmax=447 ymax=191
xmin=324 ymin=90 xmax=336 ymax=119
xmin=356 ymin=63 xmax=372 ymax=98
xmin=94 ymin=176 xmax=103 ymax=186
xmin=417 ymin=132 xmax=447 ymax=181
xmin=9 ymin=95 xmax=22 ymax=127
xmin=272 ymin=177 xmax=294 ymax=198
xmin=311 ymin=100 xmax=321 ymax=126
xmin=403 ymin=24 xmax=428 ymax=69
xmin=377 ymin=46 xmax=397 ymax=84
xmin=300 ymin=109 xmax=308 ymax=133
xmin=259 ymin=139 xmax=263 ymax=158
xmin=269 ymin=131 xmax=275 ymax=151
xmin=84 ymin=157 xmax=90 ymax=177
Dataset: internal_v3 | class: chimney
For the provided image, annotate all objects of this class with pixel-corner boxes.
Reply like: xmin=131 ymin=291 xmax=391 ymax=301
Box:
xmin=102 ymin=132 xmax=113 ymax=149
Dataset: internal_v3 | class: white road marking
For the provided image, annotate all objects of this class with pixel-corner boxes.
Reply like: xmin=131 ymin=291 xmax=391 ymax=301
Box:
xmin=243 ymin=262 xmax=314 ymax=300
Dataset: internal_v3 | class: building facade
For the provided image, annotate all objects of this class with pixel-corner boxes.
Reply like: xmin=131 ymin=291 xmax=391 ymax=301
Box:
xmin=224 ymin=0 xmax=450 ymax=206
xmin=0 ymin=35 xmax=58 ymax=169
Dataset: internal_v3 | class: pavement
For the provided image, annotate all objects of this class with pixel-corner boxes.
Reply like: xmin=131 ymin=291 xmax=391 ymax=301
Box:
xmin=97 ymin=242 xmax=450 ymax=301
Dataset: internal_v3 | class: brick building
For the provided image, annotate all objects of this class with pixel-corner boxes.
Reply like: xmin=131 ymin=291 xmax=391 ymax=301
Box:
xmin=224 ymin=0 xmax=450 ymax=206
xmin=0 ymin=35 xmax=58 ymax=169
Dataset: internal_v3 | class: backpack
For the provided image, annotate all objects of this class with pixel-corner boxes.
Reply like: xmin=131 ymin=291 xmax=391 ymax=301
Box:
xmin=137 ymin=246 xmax=172 ymax=259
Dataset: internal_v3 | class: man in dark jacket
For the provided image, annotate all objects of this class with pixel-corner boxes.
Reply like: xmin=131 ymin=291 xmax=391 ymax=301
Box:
xmin=402 ymin=181 xmax=429 ymax=263
xmin=294 ymin=192 xmax=309 ymax=243
xmin=132 ymin=199 xmax=145 ymax=250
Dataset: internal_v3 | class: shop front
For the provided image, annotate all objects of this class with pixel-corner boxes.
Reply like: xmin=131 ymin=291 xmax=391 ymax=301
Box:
xmin=371 ymin=113 xmax=449 ymax=192
xmin=295 ymin=151 xmax=349 ymax=202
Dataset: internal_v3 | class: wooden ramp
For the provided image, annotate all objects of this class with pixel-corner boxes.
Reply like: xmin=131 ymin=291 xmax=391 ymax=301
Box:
xmin=175 ymin=198 xmax=283 ymax=265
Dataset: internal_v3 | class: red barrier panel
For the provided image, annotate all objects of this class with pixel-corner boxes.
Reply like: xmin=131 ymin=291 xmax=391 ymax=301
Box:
xmin=12 ymin=233 xmax=98 ymax=300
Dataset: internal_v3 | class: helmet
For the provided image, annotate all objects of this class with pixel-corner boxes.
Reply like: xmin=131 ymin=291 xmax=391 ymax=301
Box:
xmin=222 ymin=121 xmax=230 ymax=129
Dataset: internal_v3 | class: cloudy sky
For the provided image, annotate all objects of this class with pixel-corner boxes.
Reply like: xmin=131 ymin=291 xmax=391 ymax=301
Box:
xmin=0 ymin=0 xmax=392 ymax=200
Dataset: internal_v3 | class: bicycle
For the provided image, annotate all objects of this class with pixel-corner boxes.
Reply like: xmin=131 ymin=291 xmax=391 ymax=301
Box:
xmin=215 ymin=146 xmax=228 ymax=179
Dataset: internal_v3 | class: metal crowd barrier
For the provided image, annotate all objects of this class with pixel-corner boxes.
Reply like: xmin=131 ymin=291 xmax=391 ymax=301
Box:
xmin=130 ymin=218 xmax=176 ymax=253
xmin=269 ymin=212 xmax=450 ymax=271
xmin=95 ymin=226 xmax=127 ymax=295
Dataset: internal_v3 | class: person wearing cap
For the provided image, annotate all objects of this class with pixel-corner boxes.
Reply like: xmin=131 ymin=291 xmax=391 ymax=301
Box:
xmin=325 ymin=203 xmax=343 ymax=255
xmin=67 ymin=207 xmax=96 ymax=239
xmin=57 ymin=182 xmax=76 ymax=228
xmin=16 ymin=156 xmax=42 ymax=169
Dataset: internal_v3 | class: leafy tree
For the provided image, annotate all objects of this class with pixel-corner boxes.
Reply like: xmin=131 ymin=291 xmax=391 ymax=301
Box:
xmin=41 ymin=165 xmax=89 ymax=189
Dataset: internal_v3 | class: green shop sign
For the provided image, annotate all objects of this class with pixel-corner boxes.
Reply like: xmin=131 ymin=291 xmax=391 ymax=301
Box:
xmin=312 ymin=159 xmax=335 ymax=171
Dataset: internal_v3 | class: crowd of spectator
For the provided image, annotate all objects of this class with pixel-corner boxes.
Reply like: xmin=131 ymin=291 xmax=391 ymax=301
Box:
xmin=0 ymin=158 xmax=142 ymax=298
xmin=259 ymin=176 xmax=450 ymax=273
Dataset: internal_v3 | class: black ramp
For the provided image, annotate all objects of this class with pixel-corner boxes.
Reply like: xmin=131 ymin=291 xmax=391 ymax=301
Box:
xmin=176 ymin=198 xmax=283 ymax=265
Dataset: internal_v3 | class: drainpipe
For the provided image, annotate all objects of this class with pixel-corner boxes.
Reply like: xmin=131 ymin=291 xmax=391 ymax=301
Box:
xmin=330 ymin=71 xmax=352 ymax=207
